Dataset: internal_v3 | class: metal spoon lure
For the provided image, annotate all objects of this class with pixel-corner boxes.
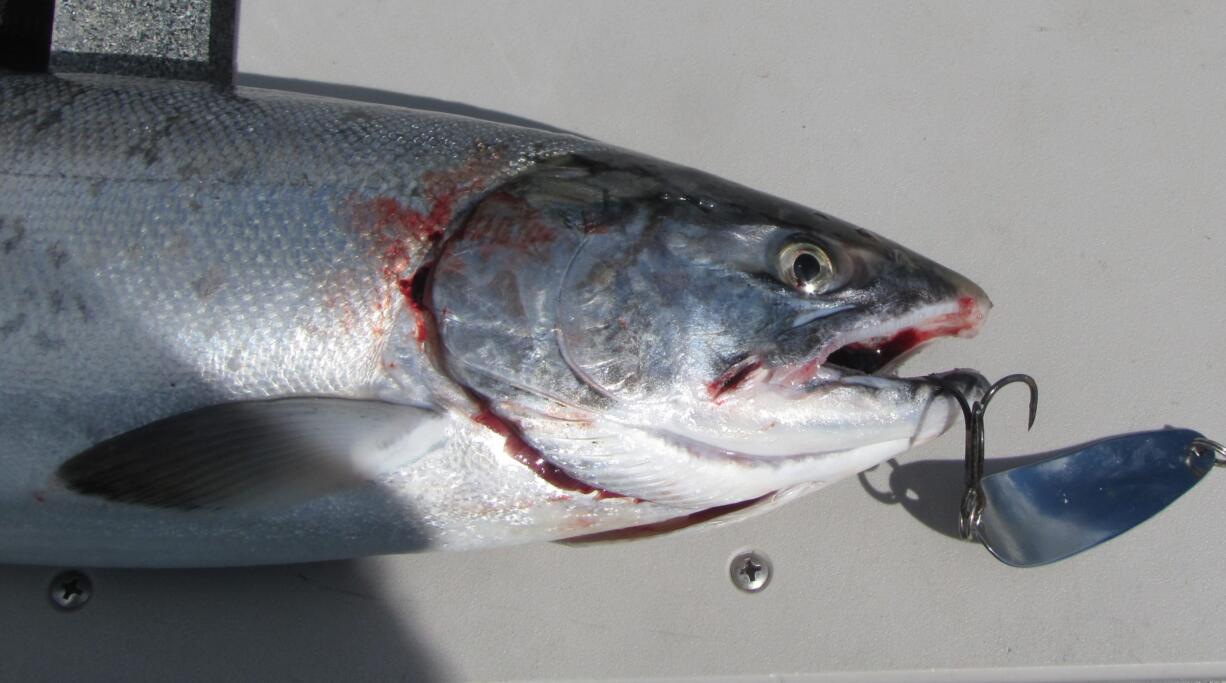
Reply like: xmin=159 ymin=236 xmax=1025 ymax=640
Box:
xmin=938 ymin=374 xmax=1224 ymax=567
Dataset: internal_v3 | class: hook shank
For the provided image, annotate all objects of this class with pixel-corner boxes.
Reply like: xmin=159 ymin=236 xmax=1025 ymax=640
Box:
xmin=934 ymin=373 xmax=1040 ymax=540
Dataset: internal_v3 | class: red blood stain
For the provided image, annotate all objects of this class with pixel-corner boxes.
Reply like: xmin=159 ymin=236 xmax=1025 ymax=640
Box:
xmin=565 ymin=493 xmax=771 ymax=543
xmin=348 ymin=156 xmax=495 ymax=273
xmin=707 ymin=359 xmax=762 ymax=402
xmin=472 ymin=409 xmax=623 ymax=499
xmin=397 ymin=268 xmax=433 ymax=344
xmin=846 ymin=328 xmax=924 ymax=362
xmin=376 ymin=194 xmax=452 ymax=241
xmin=33 ymin=491 xmax=45 ymax=503
xmin=347 ymin=147 xmax=509 ymax=346
xmin=362 ymin=193 xmax=458 ymax=284
xmin=845 ymin=296 xmax=984 ymax=362
xmin=461 ymin=191 xmax=558 ymax=251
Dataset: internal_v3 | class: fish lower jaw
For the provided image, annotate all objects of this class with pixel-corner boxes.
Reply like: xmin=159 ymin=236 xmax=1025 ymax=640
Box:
xmin=639 ymin=433 xmax=941 ymax=509
xmin=657 ymin=396 xmax=959 ymax=466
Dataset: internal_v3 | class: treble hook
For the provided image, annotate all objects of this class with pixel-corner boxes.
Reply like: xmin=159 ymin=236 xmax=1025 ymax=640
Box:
xmin=936 ymin=373 xmax=1039 ymax=541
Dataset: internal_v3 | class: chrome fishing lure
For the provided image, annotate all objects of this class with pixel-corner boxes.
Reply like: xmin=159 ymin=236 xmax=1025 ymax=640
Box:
xmin=939 ymin=374 xmax=1223 ymax=567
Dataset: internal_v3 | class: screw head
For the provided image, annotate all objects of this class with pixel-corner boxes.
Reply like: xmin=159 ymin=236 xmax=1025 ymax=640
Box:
xmin=49 ymin=570 xmax=92 ymax=611
xmin=729 ymin=551 xmax=771 ymax=593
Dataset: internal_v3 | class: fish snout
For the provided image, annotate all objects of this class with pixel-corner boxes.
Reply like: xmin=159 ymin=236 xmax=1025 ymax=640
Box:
xmin=925 ymin=259 xmax=992 ymax=338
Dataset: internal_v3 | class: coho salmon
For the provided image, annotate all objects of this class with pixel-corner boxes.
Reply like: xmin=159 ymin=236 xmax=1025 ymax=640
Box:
xmin=0 ymin=73 xmax=989 ymax=567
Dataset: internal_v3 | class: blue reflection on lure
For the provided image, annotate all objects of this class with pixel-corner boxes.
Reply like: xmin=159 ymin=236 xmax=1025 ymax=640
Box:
xmin=977 ymin=428 xmax=1213 ymax=567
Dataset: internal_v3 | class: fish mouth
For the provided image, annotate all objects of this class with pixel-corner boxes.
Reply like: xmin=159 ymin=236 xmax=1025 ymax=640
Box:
xmin=562 ymin=294 xmax=993 ymax=514
xmin=538 ymin=294 xmax=991 ymax=509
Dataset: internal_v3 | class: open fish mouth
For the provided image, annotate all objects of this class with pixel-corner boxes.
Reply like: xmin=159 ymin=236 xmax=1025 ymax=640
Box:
xmin=822 ymin=295 xmax=986 ymax=376
xmin=714 ymin=295 xmax=988 ymax=400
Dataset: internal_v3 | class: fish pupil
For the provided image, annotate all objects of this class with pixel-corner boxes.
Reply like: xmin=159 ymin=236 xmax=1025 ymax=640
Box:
xmin=793 ymin=252 xmax=823 ymax=284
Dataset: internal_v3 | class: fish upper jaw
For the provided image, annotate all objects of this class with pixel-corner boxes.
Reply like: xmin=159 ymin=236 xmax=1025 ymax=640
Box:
xmin=711 ymin=282 xmax=989 ymax=403
xmin=770 ymin=292 xmax=989 ymax=390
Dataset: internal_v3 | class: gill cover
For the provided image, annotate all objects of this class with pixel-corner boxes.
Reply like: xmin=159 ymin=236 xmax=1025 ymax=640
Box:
xmin=432 ymin=152 xmax=763 ymax=412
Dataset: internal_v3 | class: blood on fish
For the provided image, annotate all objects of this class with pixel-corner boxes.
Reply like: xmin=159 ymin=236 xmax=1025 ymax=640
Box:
xmin=348 ymin=145 xmax=504 ymax=283
xmin=397 ymin=268 xmax=432 ymax=344
xmin=359 ymin=194 xmax=457 ymax=285
xmin=347 ymin=147 xmax=509 ymax=349
xmin=459 ymin=191 xmax=557 ymax=251
xmin=471 ymin=409 xmax=623 ymax=500
xmin=846 ymin=297 xmax=983 ymax=360
xmin=958 ymin=295 xmax=977 ymax=318
xmin=708 ymin=359 xmax=761 ymax=402
xmin=849 ymin=328 xmax=924 ymax=362
xmin=581 ymin=218 xmax=611 ymax=234
xmin=776 ymin=358 xmax=821 ymax=386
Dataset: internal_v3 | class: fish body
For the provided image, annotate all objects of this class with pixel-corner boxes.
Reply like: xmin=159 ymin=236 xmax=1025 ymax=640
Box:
xmin=0 ymin=73 xmax=988 ymax=567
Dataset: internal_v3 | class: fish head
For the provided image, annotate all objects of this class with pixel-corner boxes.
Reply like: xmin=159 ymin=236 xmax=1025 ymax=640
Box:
xmin=430 ymin=152 xmax=989 ymax=509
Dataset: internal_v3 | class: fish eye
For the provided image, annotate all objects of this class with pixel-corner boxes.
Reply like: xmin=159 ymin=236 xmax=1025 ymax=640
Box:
xmin=778 ymin=242 xmax=835 ymax=294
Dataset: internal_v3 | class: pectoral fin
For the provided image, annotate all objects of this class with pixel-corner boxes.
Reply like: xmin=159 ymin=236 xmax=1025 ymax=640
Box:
xmin=56 ymin=398 xmax=446 ymax=510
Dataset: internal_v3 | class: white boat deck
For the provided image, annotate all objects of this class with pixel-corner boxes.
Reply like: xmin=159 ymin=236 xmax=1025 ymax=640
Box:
xmin=4 ymin=2 xmax=1225 ymax=680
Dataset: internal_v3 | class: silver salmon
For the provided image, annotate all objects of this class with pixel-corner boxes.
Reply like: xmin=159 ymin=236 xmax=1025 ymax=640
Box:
xmin=0 ymin=72 xmax=989 ymax=567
